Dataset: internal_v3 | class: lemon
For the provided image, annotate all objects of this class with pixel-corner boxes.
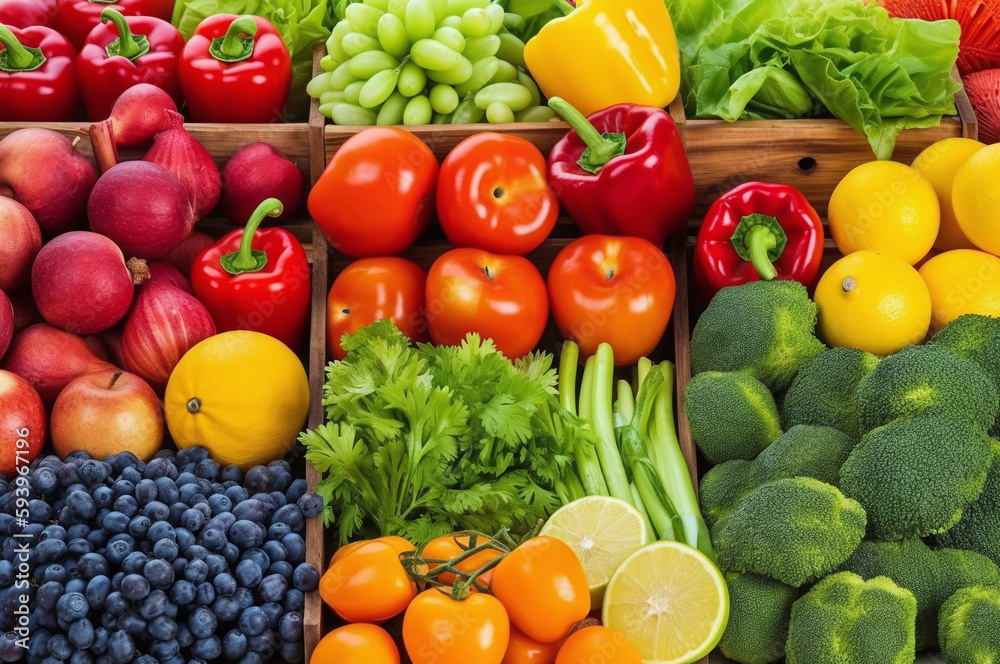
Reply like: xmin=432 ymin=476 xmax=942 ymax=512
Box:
xmin=954 ymin=144 xmax=1000 ymax=256
xmin=918 ymin=249 xmax=1000 ymax=333
xmin=540 ymin=496 xmax=648 ymax=608
xmin=814 ymin=250 xmax=932 ymax=356
xmin=602 ymin=541 xmax=729 ymax=664
xmin=911 ymin=138 xmax=986 ymax=251
xmin=164 ymin=331 xmax=310 ymax=469
xmin=828 ymin=161 xmax=940 ymax=265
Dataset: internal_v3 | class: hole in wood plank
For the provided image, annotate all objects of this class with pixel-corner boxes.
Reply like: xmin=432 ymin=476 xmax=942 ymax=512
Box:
xmin=798 ymin=157 xmax=817 ymax=173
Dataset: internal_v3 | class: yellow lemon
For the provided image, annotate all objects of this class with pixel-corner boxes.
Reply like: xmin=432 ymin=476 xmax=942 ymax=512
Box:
xmin=814 ymin=250 xmax=932 ymax=356
xmin=954 ymin=143 xmax=1000 ymax=256
xmin=911 ymin=137 xmax=986 ymax=251
xmin=828 ymin=161 xmax=940 ymax=265
xmin=918 ymin=249 xmax=1000 ymax=334
xmin=164 ymin=331 xmax=310 ymax=469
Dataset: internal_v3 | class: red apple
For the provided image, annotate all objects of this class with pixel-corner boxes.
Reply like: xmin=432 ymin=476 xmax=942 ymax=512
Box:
xmin=222 ymin=143 xmax=304 ymax=225
xmin=51 ymin=369 xmax=163 ymax=462
xmin=0 ymin=369 xmax=46 ymax=477
xmin=0 ymin=290 xmax=11 ymax=361
xmin=0 ymin=128 xmax=97 ymax=236
xmin=0 ymin=198 xmax=43 ymax=292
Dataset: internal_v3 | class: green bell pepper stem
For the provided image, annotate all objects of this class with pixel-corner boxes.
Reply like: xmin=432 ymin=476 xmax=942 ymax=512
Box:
xmin=101 ymin=8 xmax=149 ymax=61
xmin=730 ymin=213 xmax=788 ymax=281
xmin=548 ymin=96 xmax=626 ymax=175
xmin=745 ymin=224 xmax=778 ymax=280
xmin=210 ymin=15 xmax=258 ymax=63
xmin=0 ymin=24 xmax=45 ymax=72
xmin=220 ymin=198 xmax=283 ymax=275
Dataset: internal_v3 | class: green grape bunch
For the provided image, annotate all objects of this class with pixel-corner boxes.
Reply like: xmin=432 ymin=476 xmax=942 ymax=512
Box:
xmin=307 ymin=0 xmax=558 ymax=125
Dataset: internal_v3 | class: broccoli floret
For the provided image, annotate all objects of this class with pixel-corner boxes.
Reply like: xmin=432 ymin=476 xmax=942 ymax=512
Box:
xmin=840 ymin=414 xmax=993 ymax=540
xmin=712 ymin=477 xmax=867 ymax=587
xmin=782 ymin=347 xmax=880 ymax=439
xmin=856 ymin=344 xmax=999 ymax=434
xmin=937 ymin=453 xmax=1000 ymax=567
xmin=786 ymin=572 xmax=917 ymax=664
xmin=936 ymin=548 xmax=1000 ymax=603
xmin=699 ymin=426 xmax=857 ymax=527
xmin=686 ymin=372 xmax=783 ymax=464
xmin=719 ymin=572 xmax=800 ymax=664
xmin=930 ymin=314 xmax=1000 ymax=436
xmin=938 ymin=585 xmax=1000 ymax=664
xmin=690 ymin=280 xmax=825 ymax=392
xmin=837 ymin=539 xmax=945 ymax=650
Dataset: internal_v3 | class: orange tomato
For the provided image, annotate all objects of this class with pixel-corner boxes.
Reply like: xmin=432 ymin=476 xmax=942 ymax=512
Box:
xmin=311 ymin=624 xmax=400 ymax=664
xmin=502 ymin=624 xmax=564 ymax=664
xmin=320 ymin=540 xmax=417 ymax=623
xmin=421 ymin=534 xmax=503 ymax=587
xmin=554 ymin=626 xmax=641 ymax=664
xmin=491 ymin=537 xmax=590 ymax=644
xmin=403 ymin=588 xmax=510 ymax=664
xmin=330 ymin=536 xmax=415 ymax=566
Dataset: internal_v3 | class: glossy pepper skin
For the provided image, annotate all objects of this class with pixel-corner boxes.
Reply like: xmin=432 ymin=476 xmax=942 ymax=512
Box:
xmin=54 ymin=0 xmax=174 ymax=50
xmin=76 ymin=8 xmax=183 ymax=120
xmin=523 ymin=0 xmax=681 ymax=117
xmin=694 ymin=181 xmax=825 ymax=303
xmin=547 ymin=98 xmax=695 ymax=247
xmin=0 ymin=0 xmax=58 ymax=29
xmin=0 ymin=24 xmax=78 ymax=121
xmin=192 ymin=199 xmax=312 ymax=352
xmin=180 ymin=14 xmax=292 ymax=124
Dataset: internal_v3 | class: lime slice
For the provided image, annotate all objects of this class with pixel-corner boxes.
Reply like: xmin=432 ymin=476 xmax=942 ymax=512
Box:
xmin=540 ymin=496 xmax=648 ymax=608
xmin=602 ymin=541 xmax=730 ymax=664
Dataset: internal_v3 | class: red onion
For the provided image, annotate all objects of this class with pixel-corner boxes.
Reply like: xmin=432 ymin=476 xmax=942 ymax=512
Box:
xmin=144 ymin=111 xmax=222 ymax=220
xmin=147 ymin=260 xmax=192 ymax=294
xmin=88 ymin=84 xmax=178 ymax=174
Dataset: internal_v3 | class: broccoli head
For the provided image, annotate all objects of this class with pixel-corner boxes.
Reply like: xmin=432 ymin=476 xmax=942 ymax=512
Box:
xmin=930 ymin=314 xmax=1000 ymax=436
xmin=699 ymin=426 xmax=857 ymax=527
xmin=936 ymin=548 xmax=1000 ymax=604
xmin=786 ymin=572 xmax=917 ymax=664
xmin=837 ymin=539 xmax=945 ymax=650
xmin=938 ymin=585 xmax=1000 ymax=664
xmin=719 ymin=572 xmax=800 ymax=664
xmin=690 ymin=280 xmax=825 ymax=392
xmin=712 ymin=477 xmax=867 ymax=587
xmin=782 ymin=347 xmax=880 ymax=439
xmin=839 ymin=414 xmax=993 ymax=540
xmin=685 ymin=372 xmax=783 ymax=464
xmin=856 ymin=343 xmax=999 ymax=434
xmin=937 ymin=453 xmax=1000 ymax=568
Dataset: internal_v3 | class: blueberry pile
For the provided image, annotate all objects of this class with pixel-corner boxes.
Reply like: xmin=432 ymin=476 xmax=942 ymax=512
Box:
xmin=0 ymin=447 xmax=322 ymax=664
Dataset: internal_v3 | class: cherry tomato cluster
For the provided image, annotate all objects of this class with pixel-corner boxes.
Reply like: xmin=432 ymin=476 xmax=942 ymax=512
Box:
xmin=311 ymin=128 xmax=677 ymax=366
xmin=313 ymin=533 xmax=642 ymax=664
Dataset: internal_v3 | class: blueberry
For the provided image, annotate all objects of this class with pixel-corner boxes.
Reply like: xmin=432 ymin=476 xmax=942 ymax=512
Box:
xmin=167 ymin=501 xmax=187 ymax=524
xmin=272 ymin=504 xmax=304 ymax=532
xmin=31 ymin=467 xmax=58 ymax=495
xmin=220 ymin=465 xmax=244 ymax=484
xmin=268 ymin=491 xmax=287 ymax=508
xmin=268 ymin=561 xmax=294 ymax=582
xmin=149 ymin=637 xmax=179 ymax=661
xmin=67 ymin=490 xmax=97 ymax=520
xmin=235 ymin=560 xmax=262 ymax=589
xmin=193 ymin=502 xmax=212 ymax=519
xmin=238 ymin=607 xmax=268 ymax=637
xmin=144 ymin=559 xmax=174 ymax=589
xmin=208 ymin=494 xmax=232 ymax=516
xmin=185 ymin=544 xmax=209 ymax=562
xmin=244 ymin=467 xmax=273 ymax=494
xmin=279 ymin=640 xmax=304 ymax=663
xmin=34 ymin=539 xmax=67 ymax=565
xmin=29 ymin=499 xmax=54 ymax=523
xmin=267 ymin=522 xmax=291 ymax=541
xmin=36 ymin=581 xmax=64 ymax=611
xmin=0 ymin=632 xmax=24 ymax=663
xmin=100 ymin=511 xmax=128 ymax=535
xmin=191 ymin=635 xmax=222 ymax=661
xmin=0 ymin=560 xmax=12 ymax=586
xmin=175 ymin=471 xmax=198 ymax=487
xmin=279 ymin=612 xmax=302 ymax=643
xmin=223 ymin=542 xmax=240 ymax=564
xmin=127 ymin=516 xmax=151 ymax=539
xmin=146 ymin=521 xmax=175 ymax=544
xmin=233 ymin=587 xmax=254 ymax=609
xmin=133 ymin=657 xmax=156 ymax=664
xmin=109 ymin=452 xmax=141 ymax=474
xmin=57 ymin=463 xmax=81 ymax=487
xmin=152 ymin=539 xmax=178 ymax=563
xmin=195 ymin=582 xmax=215 ymax=607
xmin=174 ymin=527 xmax=195 ymax=553
xmin=118 ymin=612 xmax=146 ymax=638
xmin=142 ymin=457 xmax=177 ymax=481
xmin=176 ymin=447 xmax=209 ymax=466
xmin=261 ymin=540 xmax=287 ymax=563
xmin=282 ymin=534 xmax=306 ymax=564
xmin=78 ymin=460 xmax=110 ymax=486
xmin=205 ymin=553 xmax=228 ymax=577
xmin=134 ymin=480 xmax=157 ymax=506
xmin=93 ymin=486 xmax=115 ymax=509
xmin=142 ymin=500 xmax=169 ymax=522
xmin=261 ymin=602 xmax=284 ymax=630
xmin=68 ymin=525 xmax=93 ymax=543
xmin=119 ymin=467 xmax=142 ymax=485
xmin=138 ymin=589 xmax=167 ymax=620
xmin=162 ymin=599 xmax=178 ymax=620
xmin=86 ymin=575 xmax=112 ymax=610
xmin=188 ymin=607 xmax=217 ymax=640
xmin=78 ymin=552 xmax=110 ymax=579
xmin=106 ymin=630 xmax=133 ymax=664
xmin=200 ymin=528 xmax=226 ymax=551
xmin=47 ymin=633 xmax=73 ymax=660
xmin=238 ymin=652 xmax=263 ymax=664
xmin=55 ymin=592 xmax=89 ymax=623
xmin=68 ymin=618 xmax=95 ymax=650
xmin=292 ymin=564 xmax=320 ymax=592
xmin=222 ymin=629 xmax=248 ymax=660
xmin=229 ymin=521 xmax=263 ymax=550
xmin=180 ymin=509 xmax=205 ymax=533
xmin=247 ymin=630 xmax=275 ymax=654
xmin=69 ymin=649 xmax=93 ymax=664
xmin=211 ymin=596 xmax=240 ymax=623
xmin=214 ymin=573 xmax=237 ymax=597
xmin=183 ymin=559 xmax=209 ymax=585
xmin=104 ymin=592 xmax=129 ymax=617
xmin=178 ymin=484 xmax=201 ymax=505
xmin=176 ymin=623 xmax=194 ymax=648
xmin=122 ymin=552 xmax=149 ymax=575
xmin=257 ymin=574 xmax=288 ymax=603
xmin=283 ymin=589 xmax=305 ymax=613
xmin=194 ymin=459 xmax=220 ymax=482
xmin=110 ymin=571 xmax=125 ymax=591
xmin=112 ymin=495 xmax=138 ymax=519
xmin=153 ymin=477 xmax=179 ymax=505
xmin=121 ymin=574 xmax=150 ymax=601
xmin=296 ymin=492 xmax=324 ymax=519
xmin=232 ymin=500 xmax=267 ymax=524
xmin=285 ymin=479 xmax=308 ymax=504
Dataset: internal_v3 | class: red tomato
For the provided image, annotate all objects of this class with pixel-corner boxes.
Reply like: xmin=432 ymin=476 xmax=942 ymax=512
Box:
xmin=308 ymin=127 xmax=439 ymax=258
xmin=421 ymin=534 xmax=503 ymax=588
xmin=403 ymin=588 xmax=510 ymax=664
xmin=547 ymin=235 xmax=676 ymax=366
xmin=491 ymin=537 xmax=591 ymax=644
xmin=437 ymin=133 xmax=558 ymax=256
xmin=327 ymin=257 xmax=429 ymax=360
xmin=311 ymin=624 xmax=400 ymax=664
xmin=503 ymin=624 xmax=564 ymax=664
xmin=319 ymin=540 xmax=417 ymax=623
xmin=425 ymin=248 xmax=548 ymax=359
xmin=555 ymin=626 xmax=641 ymax=664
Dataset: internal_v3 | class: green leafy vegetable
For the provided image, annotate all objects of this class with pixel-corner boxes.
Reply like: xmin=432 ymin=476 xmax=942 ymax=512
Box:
xmin=300 ymin=320 xmax=590 ymax=545
xmin=666 ymin=0 xmax=961 ymax=159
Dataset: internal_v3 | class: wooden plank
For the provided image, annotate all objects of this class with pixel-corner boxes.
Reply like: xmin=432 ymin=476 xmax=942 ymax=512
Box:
xmin=309 ymin=47 xmax=330 ymax=188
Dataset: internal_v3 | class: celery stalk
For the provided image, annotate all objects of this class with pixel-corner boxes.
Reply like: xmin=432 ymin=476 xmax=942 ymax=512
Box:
xmin=560 ymin=343 xmax=608 ymax=497
xmin=592 ymin=344 xmax=636 ymax=506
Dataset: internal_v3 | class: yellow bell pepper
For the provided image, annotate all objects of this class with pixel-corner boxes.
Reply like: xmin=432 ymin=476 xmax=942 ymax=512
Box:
xmin=523 ymin=0 xmax=681 ymax=117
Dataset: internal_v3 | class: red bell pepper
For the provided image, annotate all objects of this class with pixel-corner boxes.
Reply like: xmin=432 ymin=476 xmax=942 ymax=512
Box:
xmin=0 ymin=23 xmax=78 ymax=121
xmin=179 ymin=14 xmax=292 ymax=123
xmin=76 ymin=7 xmax=183 ymax=120
xmin=191 ymin=199 xmax=311 ymax=351
xmin=54 ymin=0 xmax=174 ymax=50
xmin=693 ymin=181 xmax=825 ymax=303
xmin=0 ymin=0 xmax=59 ymax=29
xmin=546 ymin=97 xmax=695 ymax=247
